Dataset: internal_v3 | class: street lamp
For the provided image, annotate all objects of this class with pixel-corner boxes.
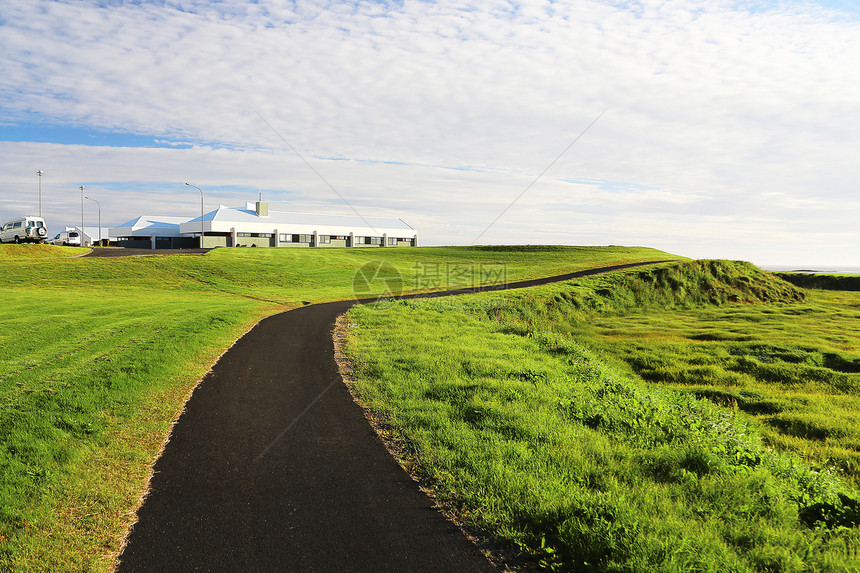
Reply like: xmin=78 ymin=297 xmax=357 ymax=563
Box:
xmin=79 ymin=185 xmax=85 ymax=240
xmin=185 ymin=183 xmax=205 ymax=248
xmin=36 ymin=170 xmax=43 ymax=217
xmin=85 ymin=196 xmax=101 ymax=244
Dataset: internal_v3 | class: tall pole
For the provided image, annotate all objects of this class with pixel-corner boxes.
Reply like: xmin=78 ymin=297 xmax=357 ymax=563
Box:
xmin=185 ymin=183 xmax=205 ymax=248
xmin=85 ymin=196 xmax=101 ymax=243
xmin=80 ymin=185 xmax=85 ymax=240
xmin=36 ymin=170 xmax=43 ymax=217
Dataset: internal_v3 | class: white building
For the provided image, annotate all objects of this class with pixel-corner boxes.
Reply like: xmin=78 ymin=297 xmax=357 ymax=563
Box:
xmin=109 ymin=216 xmax=198 ymax=249
xmin=179 ymin=202 xmax=417 ymax=248
xmin=109 ymin=202 xmax=417 ymax=249
xmin=65 ymin=225 xmax=118 ymax=246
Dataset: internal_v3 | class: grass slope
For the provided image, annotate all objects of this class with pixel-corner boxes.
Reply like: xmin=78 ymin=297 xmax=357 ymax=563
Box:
xmin=0 ymin=243 xmax=672 ymax=571
xmin=341 ymin=260 xmax=860 ymax=571
xmin=776 ymin=273 xmax=860 ymax=292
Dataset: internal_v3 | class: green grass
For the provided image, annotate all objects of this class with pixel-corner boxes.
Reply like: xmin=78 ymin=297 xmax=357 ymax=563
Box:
xmin=570 ymin=293 xmax=860 ymax=488
xmin=0 ymin=290 xmax=263 ymax=571
xmin=0 ymin=245 xmax=677 ymax=303
xmin=777 ymin=273 xmax=860 ymax=292
xmin=0 ymin=243 xmax=672 ymax=571
xmin=341 ymin=261 xmax=860 ymax=571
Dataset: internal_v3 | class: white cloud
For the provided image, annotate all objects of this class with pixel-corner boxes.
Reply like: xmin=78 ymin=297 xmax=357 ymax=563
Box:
xmin=1 ymin=0 xmax=859 ymax=265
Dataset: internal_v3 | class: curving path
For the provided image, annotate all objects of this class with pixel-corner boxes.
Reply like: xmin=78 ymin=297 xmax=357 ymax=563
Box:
xmin=116 ymin=261 xmax=671 ymax=572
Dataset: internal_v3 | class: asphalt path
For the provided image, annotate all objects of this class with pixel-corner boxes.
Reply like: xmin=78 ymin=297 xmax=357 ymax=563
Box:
xmin=116 ymin=260 xmax=671 ymax=572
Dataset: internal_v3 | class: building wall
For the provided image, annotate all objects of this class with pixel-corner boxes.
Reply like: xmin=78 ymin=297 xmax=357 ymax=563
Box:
xmin=119 ymin=236 xmax=415 ymax=249
xmin=160 ymin=237 xmax=199 ymax=249
xmin=118 ymin=239 xmax=152 ymax=249
xmin=203 ymin=236 xmax=230 ymax=248
xmin=233 ymin=233 xmax=273 ymax=247
xmin=118 ymin=237 xmax=198 ymax=249
xmin=318 ymin=239 xmax=349 ymax=248
xmin=176 ymin=230 xmax=416 ymax=249
xmin=278 ymin=233 xmax=314 ymax=247
xmin=354 ymin=236 xmax=384 ymax=247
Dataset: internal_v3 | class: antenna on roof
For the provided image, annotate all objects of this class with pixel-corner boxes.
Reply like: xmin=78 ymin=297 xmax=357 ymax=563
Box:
xmin=259 ymin=188 xmax=262 ymax=201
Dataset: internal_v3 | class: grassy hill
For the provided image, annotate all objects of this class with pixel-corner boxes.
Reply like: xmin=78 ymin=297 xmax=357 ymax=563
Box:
xmin=776 ymin=272 xmax=860 ymax=292
xmin=0 ymin=244 xmax=674 ymax=572
xmin=341 ymin=260 xmax=860 ymax=571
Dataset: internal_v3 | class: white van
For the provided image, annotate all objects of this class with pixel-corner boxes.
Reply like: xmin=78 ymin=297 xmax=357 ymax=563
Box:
xmin=50 ymin=230 xmax=81 ymax=246
xmin=0 ymin=216 xmax=48 ymax=244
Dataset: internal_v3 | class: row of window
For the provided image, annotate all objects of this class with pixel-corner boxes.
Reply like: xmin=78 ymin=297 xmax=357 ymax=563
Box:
xmin=281 ymin=234 xmax=314 ymax=243
xmin=233 ymin=233 xmax=414 ymax=245
xmin=318 ymin=235 xmax=348 ymax=243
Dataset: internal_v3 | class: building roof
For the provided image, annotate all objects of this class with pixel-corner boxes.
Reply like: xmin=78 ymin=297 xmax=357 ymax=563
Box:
xmin=110 ymin=216 xmax=191 ymax=238
xmin=179 ymin=203 xmax=416 ymax=237
xmin=65 ymin=226 xmax=117 ymax=241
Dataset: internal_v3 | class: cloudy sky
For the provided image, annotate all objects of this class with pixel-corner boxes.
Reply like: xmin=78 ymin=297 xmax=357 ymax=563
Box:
xmin=1 ymin=0 xmax=858 ymax=265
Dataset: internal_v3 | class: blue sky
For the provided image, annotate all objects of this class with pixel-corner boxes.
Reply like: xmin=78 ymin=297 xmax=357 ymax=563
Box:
xmin=813 ymin=0 xmax=860 ymax=14
xmin=0 ymin=124 xmax=194 ymax=148
xmin=1 ymin=0 xmax=859 ymax=265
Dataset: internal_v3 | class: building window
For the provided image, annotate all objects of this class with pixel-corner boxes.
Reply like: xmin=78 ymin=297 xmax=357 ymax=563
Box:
xmin=281 ymin=234 xmax=316 ymax=243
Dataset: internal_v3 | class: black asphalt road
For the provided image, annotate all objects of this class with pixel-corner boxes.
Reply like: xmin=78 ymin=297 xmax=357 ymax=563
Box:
xmin=116 ymin=261 xmax=672 ymax=572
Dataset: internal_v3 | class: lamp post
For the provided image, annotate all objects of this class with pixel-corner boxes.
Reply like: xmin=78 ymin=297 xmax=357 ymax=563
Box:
xmin=36 ymin=170 xmax=43 ymax=217
xmin=185 ymin=183 xmax=205 ymax=248
xmin=79 ymin=185 xmax=85 ymax=241
xmin=85 ymin=196 xmax=101 ymax=244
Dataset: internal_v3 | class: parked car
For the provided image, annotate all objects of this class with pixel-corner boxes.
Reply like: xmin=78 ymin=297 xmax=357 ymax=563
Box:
xmin=49 ymin=230 xmax=81 ymax=246
xmin=0 ymin=216 xmax=48 ymax=244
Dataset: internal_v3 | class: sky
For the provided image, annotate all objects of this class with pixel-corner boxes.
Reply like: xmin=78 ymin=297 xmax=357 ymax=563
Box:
xmin=1 ymin=0 xmax=858 ymax=266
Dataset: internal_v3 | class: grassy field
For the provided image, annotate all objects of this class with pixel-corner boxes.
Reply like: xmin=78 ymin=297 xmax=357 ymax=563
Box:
xmin=341 ymin=260 xmax=860 ymax=571
xmin=0 ymin=243 xmax=673 ymax=571
xmin=575 ymin=291 xmax=860 ymax=486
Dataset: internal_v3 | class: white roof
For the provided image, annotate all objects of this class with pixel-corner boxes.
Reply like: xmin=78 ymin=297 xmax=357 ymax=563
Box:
xmin=110 ymin=216 xmax=192 ymax=238
xmin=178 ymin=203 xmax=416 ymax=237
xmin=65 ymin=226 xmax=117 ymax=241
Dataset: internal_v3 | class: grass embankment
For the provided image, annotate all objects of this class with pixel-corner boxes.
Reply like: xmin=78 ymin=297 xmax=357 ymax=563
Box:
xmin=777 ymin=273 xmax=860 ymax=292
xmin=0 ymin=243 xmax=672 ymax=572
xmin=341 ymin=260 xmax=860 ymax=571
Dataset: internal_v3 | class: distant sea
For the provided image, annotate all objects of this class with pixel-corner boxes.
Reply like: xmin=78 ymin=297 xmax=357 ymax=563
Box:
xmin=761 ymin=266 xmax=860 ymax=275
